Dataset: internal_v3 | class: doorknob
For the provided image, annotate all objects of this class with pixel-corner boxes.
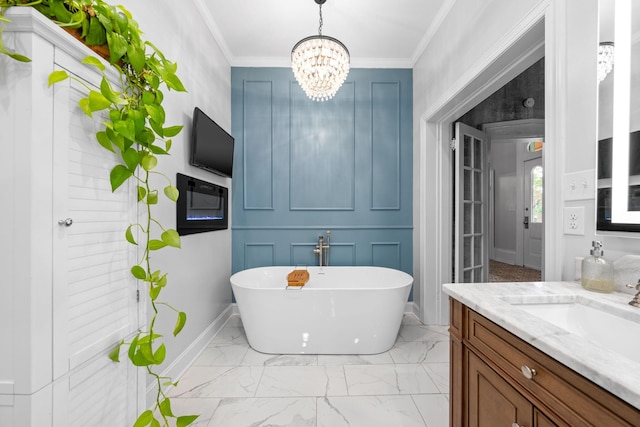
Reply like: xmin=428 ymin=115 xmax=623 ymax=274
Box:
xmin=58 ymin=218 xmax=73 ymax=227
xmin=523 ymin=216 xmax=529 ymax=229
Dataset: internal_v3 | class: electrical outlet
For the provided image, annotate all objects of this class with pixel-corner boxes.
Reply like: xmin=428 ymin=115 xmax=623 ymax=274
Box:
xmin=563 ymin=206 xmax=585 ymax=235
xmin=564 ymin=170 xmax=596 ymax=201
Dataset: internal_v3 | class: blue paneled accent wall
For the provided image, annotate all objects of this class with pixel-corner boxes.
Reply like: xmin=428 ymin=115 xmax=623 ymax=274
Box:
xmin=231 ymin=67 xmax=413 ymax=283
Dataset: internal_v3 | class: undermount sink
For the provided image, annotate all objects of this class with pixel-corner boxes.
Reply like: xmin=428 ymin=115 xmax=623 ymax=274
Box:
xmin=505 ymin=296 xmax=640 ymax=362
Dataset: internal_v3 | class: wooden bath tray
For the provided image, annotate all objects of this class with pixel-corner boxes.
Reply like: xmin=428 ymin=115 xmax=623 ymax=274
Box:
xmin=287 ymin=269 xmax=309 ymax=287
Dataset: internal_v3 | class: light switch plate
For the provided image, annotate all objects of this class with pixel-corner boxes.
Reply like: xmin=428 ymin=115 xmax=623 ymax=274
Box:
xmin=563 ymin=206 xmax=585 ymax=235
xmin=564 ymin=170 xmax=596 ymax=201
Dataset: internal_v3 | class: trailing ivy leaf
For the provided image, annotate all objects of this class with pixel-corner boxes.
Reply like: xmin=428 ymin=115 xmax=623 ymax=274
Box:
xmin=131 ymin=265 xmax=146 ymax=280
xmin=128 ymin=333 xmax=140 ymax=362
xmin=155 ymin=90 xmax=164 ymax=104
xmin=127 ymin=44 xmax=145 ymax=74
xmin=50 ymin=0 xmax=75 ymax=25
xmin=85 ymin=16 xmax=107 ymax=46
xmin=153 ymin=343 xmax=166 ymax=364
xmin=95 ymin=130 xmax=114 ymax=152
xmin=136 ymin=128 xmax=155 ymax=145
xmin=100 ymin=77 xmax=126 ymax=105
xmin=141 ymin=91 xmax=155 ymax=105
xmin=149 ymin=118 xmax=164 ymax=138
xmin=176 ymin=415 xmax=199 ymax=427
xmin=159 ymin=398 xmax=174 ymax=417
xmin=157 ymin=274 xmax=167 ymax=288
xmin=165 ymin=139 xmax=172 ymax=152
xmin=133 ymin=410 xmax=154 ymax=427
xmin=48 ymin=70 xmax=68 ymax=87
xmin=163 ymin=125 xmax=183 ymax=138
xmin=94 ymin=4 xmax=113 ymax=32
xmin=128 ymin=108 xmax=146 ymax=134
xmin=81 ymin=55 xmax=106 ymax=72
xmin=164 ymin=73 xmax=187 ymax=92
xmin=150 ymin=270 xmax=161 ymax=282
xmin=108 ymin=340 xmax=124 ymax=362
xmin=106 ymin=126 xmax=125 ymax=151
xmin=122 ymin=147 xmax=139 ymax=171
xmin=110 ymin=164 xmax=133 ymax=191
xmin=126 ymin=224 xmax=138 ymax=244
xmin=164 ymin=185 xmax=179 ymax=202
xmin=149 ymin=239 xmax=167 ymax=250
xmin=138 ymin=341 xmax=156 ymax=365
xmin=88 ymin=90 xmax=111 ymax=112
xmin=137 ymin=333 xmax=163 ymax=344
xmin=109 ymin=108 xmax=121 ymax=123
xmin=161 ymin=229 xmax=181 ymax=248
xmin=147 ymin=73 xmax=160 ymax=90
xmin=148 ymin=144 xmax=169 ymax=155
xmin=173 ymin=311 xmax=187 ymax=336
xmin=141 ymin=154 xmax=158 ymax=171
xmin=149 ymin=285 xmax=161 ymax=301
xmin=79 ymin=98 xmax=92 ymax=116
xmin=146 ymin=191 xmax=158 ymax=205
xmin=150 ymin=418 xmax=161 ymax=427
xmin=137 ymin=185 xmax=147 ymax=202
xmin=106 ymin=31 xmax=128 ymax=63
xmin=113 ymin=9 xmax=129 ymax=34
xmin=114 ymin=118 xmax=136 ymax=142
xmin=80 ymin=15 xmax=89 ymax=38
xmin=162 ymin=59 xmax=178 ymax=75
xmin=145 ymin=104 xmax=165 ymax=127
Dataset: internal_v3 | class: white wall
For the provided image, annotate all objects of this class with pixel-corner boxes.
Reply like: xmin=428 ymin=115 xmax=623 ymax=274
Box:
xmin=492 ymin=142 xmax=518 ymax=263
xmin=118 ymin=0 xmax=232 ymax=399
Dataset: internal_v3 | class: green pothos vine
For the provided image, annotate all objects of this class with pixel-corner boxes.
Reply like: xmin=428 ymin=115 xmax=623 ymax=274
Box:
xmin=2 ymin=1 xmax=196 ymax=426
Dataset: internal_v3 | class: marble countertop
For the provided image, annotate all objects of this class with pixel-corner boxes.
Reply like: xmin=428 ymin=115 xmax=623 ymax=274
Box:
xmin=443 ymin=281 xmax=640 ymax=409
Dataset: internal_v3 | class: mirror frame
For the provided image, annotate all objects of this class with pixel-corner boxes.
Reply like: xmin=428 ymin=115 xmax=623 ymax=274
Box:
xmin=611 ymin=0 xmax=640 ymax=223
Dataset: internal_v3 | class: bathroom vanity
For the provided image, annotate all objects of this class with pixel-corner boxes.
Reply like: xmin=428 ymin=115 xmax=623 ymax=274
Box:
xmin=444 ymin=281 xmax=640 ymax=426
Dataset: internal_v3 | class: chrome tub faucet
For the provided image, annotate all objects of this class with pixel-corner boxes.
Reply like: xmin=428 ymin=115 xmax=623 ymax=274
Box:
xmin=313 ymin=230 xmax=331 ymax=267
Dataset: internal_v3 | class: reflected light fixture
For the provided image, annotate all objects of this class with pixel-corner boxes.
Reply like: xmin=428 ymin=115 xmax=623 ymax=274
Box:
xmin=598 ymin=42 xmax=615 ymax=82
xmin=291 ymin=0 xmax=350 ymax=101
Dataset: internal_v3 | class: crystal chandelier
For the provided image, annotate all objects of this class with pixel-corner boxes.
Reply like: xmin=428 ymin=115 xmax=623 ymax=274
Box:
xmin=291 ymin=0 xmax=350 ymax=101
xmin=598 ymin=42 xmax=615 ymax=82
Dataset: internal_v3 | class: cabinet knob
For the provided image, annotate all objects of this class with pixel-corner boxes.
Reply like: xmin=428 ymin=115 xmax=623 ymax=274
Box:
xmin=521 ymin=365 xmax=537 ymax=379
xmin=512 ymin=423 xmax=523 ymax=427
xmin=58 ymin=218 xmax=73 ymax=227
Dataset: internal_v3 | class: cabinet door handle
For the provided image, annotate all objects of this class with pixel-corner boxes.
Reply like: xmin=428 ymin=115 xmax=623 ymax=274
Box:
xmin=58 ymin=218 xmax=73 ymax=227
xmin=521 ymin=365 xmax=537 ymax=379
xmin=512 ymin=423 xmax=524 ymax=427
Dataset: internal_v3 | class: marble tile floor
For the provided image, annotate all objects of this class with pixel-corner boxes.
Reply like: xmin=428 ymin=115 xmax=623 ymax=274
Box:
xmin=168 ymin=313 xmax=450 ymax=427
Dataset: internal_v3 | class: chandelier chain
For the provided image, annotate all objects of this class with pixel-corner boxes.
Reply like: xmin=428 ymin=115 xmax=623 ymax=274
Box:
xmin=318 ymin=4 xmax=323 ymax=35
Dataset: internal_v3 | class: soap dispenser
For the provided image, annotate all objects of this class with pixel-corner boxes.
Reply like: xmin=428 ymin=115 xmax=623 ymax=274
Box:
xmin=581 ymin=241 xmax=614 ymax=293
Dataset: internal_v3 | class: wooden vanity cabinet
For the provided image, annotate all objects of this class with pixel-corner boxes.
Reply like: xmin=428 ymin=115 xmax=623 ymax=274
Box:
xmin=449 ymin=298 xmax=640 ymax=427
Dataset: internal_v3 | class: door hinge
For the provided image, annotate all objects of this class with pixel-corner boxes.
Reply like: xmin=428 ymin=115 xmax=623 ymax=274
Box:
xmin=136 ymin=289 xmax=140 ymax=303
xmin=450 ymin=138 xmax=457 ymax=151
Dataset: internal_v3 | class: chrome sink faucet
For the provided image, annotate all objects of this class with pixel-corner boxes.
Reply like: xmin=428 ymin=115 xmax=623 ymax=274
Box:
xmin=627 ymin=279 xmax=640 ymax=307
xmin=313 ymin=230 xmax=331 ymax=267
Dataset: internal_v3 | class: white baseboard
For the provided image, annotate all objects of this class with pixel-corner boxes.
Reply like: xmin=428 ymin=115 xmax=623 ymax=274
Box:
xmin=493 ymin=249 xmax=516 ymax=265
xmin=146 ymin=304 xmax=233 ymax=404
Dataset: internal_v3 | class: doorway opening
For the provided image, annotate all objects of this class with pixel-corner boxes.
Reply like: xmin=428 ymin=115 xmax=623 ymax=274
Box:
xmin=451 ymin=58 xmax=545 ymax=284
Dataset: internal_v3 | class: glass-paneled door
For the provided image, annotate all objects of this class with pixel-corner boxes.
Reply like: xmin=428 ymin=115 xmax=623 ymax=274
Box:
xmin=454 ymin=122 xmax=489 ymax=283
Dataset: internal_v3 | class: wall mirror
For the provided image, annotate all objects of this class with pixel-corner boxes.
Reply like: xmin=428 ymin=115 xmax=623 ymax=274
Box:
xmin=597 ymin=0 xmax=640 ymax=230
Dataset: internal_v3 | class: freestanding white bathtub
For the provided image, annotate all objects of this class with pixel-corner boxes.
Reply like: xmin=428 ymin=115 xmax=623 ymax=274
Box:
xmin=230 ymin=266 xmax=413 ymax=354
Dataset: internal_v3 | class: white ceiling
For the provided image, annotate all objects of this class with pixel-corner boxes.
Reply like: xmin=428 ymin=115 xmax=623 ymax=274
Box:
xmin=195 ymin=0 xmax=456 ymax=68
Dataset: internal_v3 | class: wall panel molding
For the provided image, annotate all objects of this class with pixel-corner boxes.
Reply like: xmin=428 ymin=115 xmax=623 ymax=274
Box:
xmin=243 ymin=80 xmax=274 ymax=210
xmin=289 ymin=81 xmax=356 ymax=210
xmin=371 ymin=81 xmax=401 ymax=210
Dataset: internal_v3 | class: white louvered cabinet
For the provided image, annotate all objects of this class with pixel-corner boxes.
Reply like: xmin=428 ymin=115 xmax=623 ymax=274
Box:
xmin=0 ymin=9 xmax=142 ymax=427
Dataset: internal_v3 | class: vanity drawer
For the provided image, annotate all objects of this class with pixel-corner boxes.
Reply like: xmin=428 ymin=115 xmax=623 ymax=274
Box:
xmin=464 ymin=307 xmax=640 ymax=427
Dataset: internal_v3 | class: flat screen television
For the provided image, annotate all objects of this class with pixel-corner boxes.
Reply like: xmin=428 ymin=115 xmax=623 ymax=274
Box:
xmin=190 ymin=107 xmax=234 ymax=178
